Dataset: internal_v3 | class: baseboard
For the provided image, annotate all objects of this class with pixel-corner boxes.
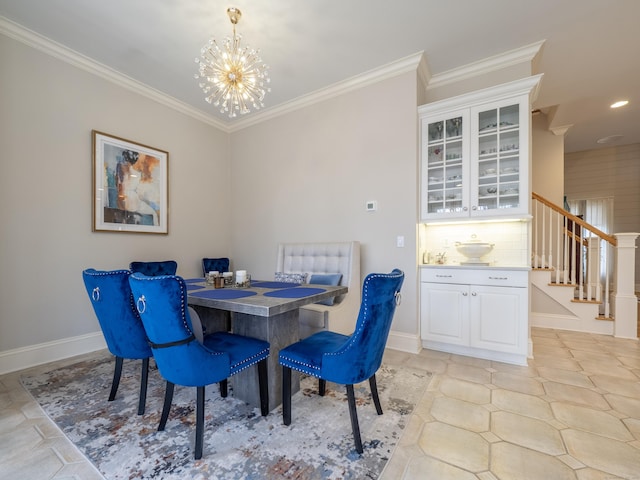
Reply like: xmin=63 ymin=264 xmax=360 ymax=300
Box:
xmin=386 ymin=331 xmax=422 ymax=354
xmin=530 ymin=312 xmax=614 ymax=335
xmin=1 ymin=329 xmax=422 ymax=375
xmin=0 ymin=332 xmax=107 ymax=375
xmin=422 ymin=339 xmax=528 ymax=366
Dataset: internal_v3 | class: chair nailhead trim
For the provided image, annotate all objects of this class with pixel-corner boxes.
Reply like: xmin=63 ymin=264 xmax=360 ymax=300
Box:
xmin=231 ymin=348 xmax=270 ymax=373
xmin=132 ymin=274 xmax=213 ymax=355
xmin=280 ymin=358 xmax=321 ymax=373
xmin=324 ymin=270 xmax=403 ymax=358
xmin=85 ymin=270 xmax=139 ymax=316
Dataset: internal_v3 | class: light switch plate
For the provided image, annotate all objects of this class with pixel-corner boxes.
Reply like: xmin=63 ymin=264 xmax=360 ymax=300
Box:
xmin=366 ymin=200 xmax=377 ymax=212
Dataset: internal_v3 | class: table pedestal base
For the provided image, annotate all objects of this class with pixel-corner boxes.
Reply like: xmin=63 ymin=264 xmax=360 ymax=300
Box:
xmin=232 ymin=310 xmax=301 ymax=411
xmin=190 ymin=305 xmax=230 ymax=334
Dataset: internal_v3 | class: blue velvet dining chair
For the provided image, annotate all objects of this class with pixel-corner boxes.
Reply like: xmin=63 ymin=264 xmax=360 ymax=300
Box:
xmin=129 ymin=260 xmax=177 ymax=276
xmin=201 ymin=257 xmax=232 ymax=331
xmin=128 ymin=273 xmax=270 ymax=460
xmin=278 ymin=268 xmax=404 ymax=454
xmin=201 ymin=257 xmax=230 ymax=276
xmin=82 ymin=268 xmax=152 ymax=415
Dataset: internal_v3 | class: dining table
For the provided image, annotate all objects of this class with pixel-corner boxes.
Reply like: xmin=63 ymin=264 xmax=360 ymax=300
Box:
xmin=186 ymin=278 xmax=348 ymax=412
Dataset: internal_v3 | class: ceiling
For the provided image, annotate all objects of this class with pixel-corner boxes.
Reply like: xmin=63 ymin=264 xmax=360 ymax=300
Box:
xmin=1 ymin=0 xmax=639 ymax=153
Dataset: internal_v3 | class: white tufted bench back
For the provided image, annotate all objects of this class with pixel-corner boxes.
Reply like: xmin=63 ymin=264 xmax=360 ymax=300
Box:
xmin=276 ymin=241 xmax=361 ymax=337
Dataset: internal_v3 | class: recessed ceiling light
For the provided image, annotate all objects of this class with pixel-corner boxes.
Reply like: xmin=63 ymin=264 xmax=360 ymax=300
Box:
xmin=610 ymin=100 xmax=629 ymax=108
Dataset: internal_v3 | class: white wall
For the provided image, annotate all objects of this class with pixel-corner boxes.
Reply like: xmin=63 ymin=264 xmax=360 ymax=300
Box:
xmin=532 ymin=112 xmax=565 ymax=205
xmin=0 ymin=30 xmax=554 ymax=371
xmin=564 ymin=143 xmax=640 ymax=284
xmin=228 ymin=72 xmax=420 ymax=336
xmin=0 ymin=35 xmax=230 ymax=357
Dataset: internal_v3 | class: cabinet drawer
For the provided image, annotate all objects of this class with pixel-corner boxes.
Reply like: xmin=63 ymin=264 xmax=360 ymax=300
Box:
xmin=421 ymin=268 xmax=528 ymax=287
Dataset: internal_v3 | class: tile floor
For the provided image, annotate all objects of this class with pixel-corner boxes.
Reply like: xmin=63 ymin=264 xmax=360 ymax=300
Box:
xmin=1 ymin=327 xmax=639 ymax=480
xmin=381 ymin=327 xmax=640 ymax=480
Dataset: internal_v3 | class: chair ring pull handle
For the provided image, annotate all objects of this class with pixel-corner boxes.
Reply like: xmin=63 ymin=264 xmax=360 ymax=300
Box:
xmin=136 ymin=295 xmax=146 ymax=314
xmin=395 ymin=291 xmax=402 ymax=306
xmin=91 ymin=287 xmax=100 ymax=302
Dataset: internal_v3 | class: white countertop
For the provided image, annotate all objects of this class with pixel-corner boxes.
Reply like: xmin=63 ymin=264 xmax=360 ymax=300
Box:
xmin=420 ymin=264 xmax=530 ymax=271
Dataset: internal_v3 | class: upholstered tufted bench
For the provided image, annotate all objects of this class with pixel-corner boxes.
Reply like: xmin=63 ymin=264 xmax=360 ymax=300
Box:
xmin=276 ymin=241 xmax=361 ymax=338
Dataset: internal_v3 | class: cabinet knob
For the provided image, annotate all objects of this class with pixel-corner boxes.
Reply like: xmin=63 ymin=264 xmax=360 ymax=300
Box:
xmin=471 ymin=292 xmax=477 ymax=296
xmin=463 ymin=206 xmax=468 ymax=211
xmin=472 ymin=206 xmax=477 ymax=210
xmin=462 ymin=292 xmax=468 ymax=296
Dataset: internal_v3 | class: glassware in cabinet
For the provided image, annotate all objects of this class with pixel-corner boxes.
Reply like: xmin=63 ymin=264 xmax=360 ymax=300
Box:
xmin=421 ymin=111 xmax=469 ymax=218
xmin=419 ymin=75 xmax=540 ymax=220
xmin=472 ymin=101 xmax=526 ymax=214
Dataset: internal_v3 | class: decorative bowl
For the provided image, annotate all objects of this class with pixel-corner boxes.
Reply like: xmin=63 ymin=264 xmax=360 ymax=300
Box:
xmin=455 ymin=236 xmax=494 ymax=264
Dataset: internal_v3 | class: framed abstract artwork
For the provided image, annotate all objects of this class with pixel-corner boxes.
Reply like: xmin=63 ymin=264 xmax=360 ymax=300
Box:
xmin=92 ymin=130 xmax=169 ymax=234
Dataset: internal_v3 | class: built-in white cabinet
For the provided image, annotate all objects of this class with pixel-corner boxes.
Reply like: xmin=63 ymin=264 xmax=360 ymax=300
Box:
xmin=420 ymin=267 xmax=529 ymax=365
xmin=419 ymin=76 xmax=542 ymax=221
xmin=421 ymin=281 xmax=469 ymax=346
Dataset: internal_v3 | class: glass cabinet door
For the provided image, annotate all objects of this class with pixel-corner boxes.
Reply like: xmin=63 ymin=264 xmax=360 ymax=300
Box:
xmin=474 ymin=102 xmax=522 ymax=213
xmin=422 ymin=111 xmax=469 ymax=218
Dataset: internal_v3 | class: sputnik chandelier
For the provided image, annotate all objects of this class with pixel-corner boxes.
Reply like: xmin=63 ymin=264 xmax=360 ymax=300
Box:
xmin=195 ymin=7 xmax=270 ymax=118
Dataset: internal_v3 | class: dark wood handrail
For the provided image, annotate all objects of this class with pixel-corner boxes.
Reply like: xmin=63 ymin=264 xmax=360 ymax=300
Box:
xmin=532 ymin=192 xmax=617 ymax=246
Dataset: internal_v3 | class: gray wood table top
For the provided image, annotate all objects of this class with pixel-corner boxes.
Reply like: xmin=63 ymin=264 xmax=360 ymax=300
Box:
xmin=187 ymin=280 xmax=348 ymax=317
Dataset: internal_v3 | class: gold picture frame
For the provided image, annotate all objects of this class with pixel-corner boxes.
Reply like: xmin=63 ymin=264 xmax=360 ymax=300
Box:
xmin=92 ymin=130 xmax=168 ymax=234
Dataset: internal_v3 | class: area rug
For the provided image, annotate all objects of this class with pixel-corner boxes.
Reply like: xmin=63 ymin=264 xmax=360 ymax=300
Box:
xmin=21 ymin=355 xmax=431 ymax=480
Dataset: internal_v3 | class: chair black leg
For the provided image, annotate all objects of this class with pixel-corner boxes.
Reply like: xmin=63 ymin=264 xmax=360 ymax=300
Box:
xmin=258 ymin=359 xmax=269 ymax=416
xmin=219 ymin=379 xmax=228 ymax=397
xmin=158 ymin=381 xmax=175 ymax=431
xmin=318 ymin=378 xmax=326 ymax=396
xmin=195 ymin=386 xmax=205 ymax=460
xmin=369 ymin=374 xmax=383 ymax=415
xmin=346 ymin=384 xmax=364 ymax=454
xmin=109 ymin=356 xmax=124 ymax=401
xmin=137 ymin=358 xmax=150 ymax=415
xmin=282 ymin=366 xmax=292 ymax=425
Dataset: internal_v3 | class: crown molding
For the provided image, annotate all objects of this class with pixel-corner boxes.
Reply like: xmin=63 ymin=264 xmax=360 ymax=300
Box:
xmin=0 ymin=16 xmax=228 ymax=131
xmin=427 ymin=40 xmax=545 ymax=90
xmin=1 ymin=16 xmax=425 ymax=134
xmin=229 ymin=51 xmax=426 ymax=132
xmin=10 ymin=10 xmax=542 ymax=134
xmin=550 ymin=125 xmax=573 ymax=136
xmin=418 ymin=74 xmax=544 ymax=116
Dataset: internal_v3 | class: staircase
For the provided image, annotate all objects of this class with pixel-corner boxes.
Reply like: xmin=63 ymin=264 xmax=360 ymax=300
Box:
xmin=530 ymin=192 xmax=634 ymax=337
xmin=530 ymin=269 xmax=614 ymax=335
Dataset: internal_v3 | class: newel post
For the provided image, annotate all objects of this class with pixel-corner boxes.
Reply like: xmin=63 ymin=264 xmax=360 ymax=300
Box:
xmin=613 ymin=233 xmax=639 ymax=339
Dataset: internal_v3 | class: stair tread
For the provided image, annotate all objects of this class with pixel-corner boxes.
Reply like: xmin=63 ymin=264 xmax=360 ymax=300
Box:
xmin=571 ymin=298 xmax=602 ymax=304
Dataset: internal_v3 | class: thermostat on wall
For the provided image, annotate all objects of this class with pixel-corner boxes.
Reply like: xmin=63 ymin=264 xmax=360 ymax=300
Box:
xmin=366 ymin=200 xmax=378 ymax=212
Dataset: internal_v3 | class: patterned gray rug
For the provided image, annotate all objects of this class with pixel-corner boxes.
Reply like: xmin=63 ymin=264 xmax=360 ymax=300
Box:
xmin=21 ymin=355 xmax=431 ymax=479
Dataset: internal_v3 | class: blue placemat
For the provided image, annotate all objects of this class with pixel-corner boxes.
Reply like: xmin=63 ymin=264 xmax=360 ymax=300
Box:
xmin=251 ymin=281 xmax=301 ymax=289
xmin=184 ymin=278 xmax=205 ymax=283
xmin=190 ymin=289 xmax=257 ymax=300
xmin=263 ymin=287 xmax=325 ymax=298
xmin=186 ymin=284 xmax=205 ymax=291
